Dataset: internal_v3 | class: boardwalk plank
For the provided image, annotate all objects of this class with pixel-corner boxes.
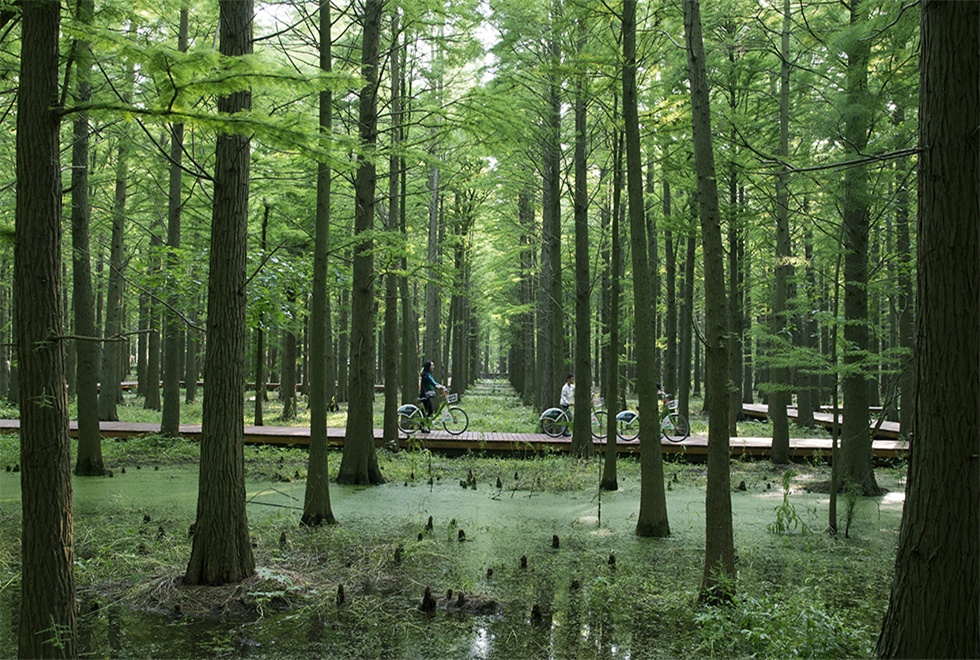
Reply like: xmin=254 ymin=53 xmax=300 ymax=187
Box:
xmin=0 ymin=417 xmax=906 ymax=459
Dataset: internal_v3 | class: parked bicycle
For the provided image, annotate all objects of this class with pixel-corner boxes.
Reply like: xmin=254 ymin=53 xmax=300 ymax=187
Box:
xmin=613 ymin=392 xmax=690 ymax=443
xmin=539 ymin=395 xmax=607 ymax=439
xmin=397 ymin=390 xmax=469 ymax=435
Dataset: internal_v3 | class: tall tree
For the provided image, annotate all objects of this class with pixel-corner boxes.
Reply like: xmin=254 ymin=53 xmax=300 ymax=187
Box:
xmin=663 ymin=180 xmax=677 ymax=394
xmin=97 ymin=143 xmax=128 ymax=420
xmin=253 ymin=204 xmax=269 ymax=426
xmin=601 ymin=125 xmax=624 ymax=491
xmin=683 ymin=0 xmax=734 ymax=600
xmin=381 ymin=8 xmax=401 ymax=446
xmin=769 ymin=0 xmax=793 ymax=464
xmin=280 ymin=291 xmax=299 ymax=420
xmin=423 ymin=32 xmax=444 ymax=367
xmin=338 ymin=0 xmax=385 ymax=485
xmin=535 ymin=0 xmax=564 ymax=412
xmin=184 ymin=0 xmax=256 ymax=585
xmin=161 ymin=6 xmax=190 ymax=437
xmin=16 ymin=0 xmax=77 ymax=654
xmin=571 ymin=15 xmax=593 ymax=457
xmin=624 ymin=0 xmax=669 ymax=538
xmin=302 ymin=0 xmax=337 ymax=527
xmin=877 ymin=2 xmax=979 ymax=655
xmin=70 ymin=0 xmax=104 ymax=476
xmin=837 ymin=0 xmax=879 ymax=495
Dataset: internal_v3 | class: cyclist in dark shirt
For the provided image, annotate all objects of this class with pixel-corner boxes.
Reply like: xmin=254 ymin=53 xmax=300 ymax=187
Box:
xmin=418 ymin=360 xmax=445 ymax=418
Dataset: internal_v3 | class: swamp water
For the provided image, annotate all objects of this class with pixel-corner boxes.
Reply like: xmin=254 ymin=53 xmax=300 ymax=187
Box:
xmin=0 ymin=454 xmax=904 ymax=658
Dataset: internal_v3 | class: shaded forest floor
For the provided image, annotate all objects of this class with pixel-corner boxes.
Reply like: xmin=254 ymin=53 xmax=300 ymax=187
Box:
xmin=0 ymin=385 xmax=905 ymax=658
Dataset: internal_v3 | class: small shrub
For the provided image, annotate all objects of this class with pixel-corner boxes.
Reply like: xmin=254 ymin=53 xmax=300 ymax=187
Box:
xmin=695 ymin=588 xmax=874 ymax=657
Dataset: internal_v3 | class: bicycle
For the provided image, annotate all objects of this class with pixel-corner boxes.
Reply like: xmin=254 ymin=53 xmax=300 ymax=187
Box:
xmin=397 ymin=390 xmax=469 ymax=435
xmin=539 ymin=395 xmax=607 ymax=439
xmin=659 ymin=392 xmax=689 ymax=442
xmin=613 ymin=392 xmax=690 ymax=443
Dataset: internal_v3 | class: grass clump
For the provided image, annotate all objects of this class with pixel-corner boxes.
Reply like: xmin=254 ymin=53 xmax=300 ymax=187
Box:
xmin=695 ymin=588 xmax=874 ymax=657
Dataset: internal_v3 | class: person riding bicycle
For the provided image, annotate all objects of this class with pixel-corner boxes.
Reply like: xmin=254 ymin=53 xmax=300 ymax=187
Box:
xmin=559 ymin=374 xmax=575 ymax=436
xmin=418 ymin=360 xmax=445 ymax=426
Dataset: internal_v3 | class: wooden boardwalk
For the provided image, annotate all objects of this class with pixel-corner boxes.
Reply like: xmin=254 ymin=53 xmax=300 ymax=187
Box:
xmin=741 ymin=403 xmax=902 ymax=440
xmin=0 ymin=416 xmax=908 ymax=460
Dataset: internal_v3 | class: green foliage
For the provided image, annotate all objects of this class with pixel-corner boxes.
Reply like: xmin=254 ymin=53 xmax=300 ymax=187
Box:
xmin=769 ymin=469 xmax=810 ymax=535
xmin=695 ymin=588 xmax=874 ymax=657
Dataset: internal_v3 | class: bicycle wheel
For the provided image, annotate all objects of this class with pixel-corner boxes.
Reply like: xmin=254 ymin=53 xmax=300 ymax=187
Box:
xmin=662 ymin=413 xmax=690 ymax=442
xmin=442 ymin=406 xmax=469 ymax=435
xmin=617 ymin=411 xmax=639 ymax=441
xmin=540 ymin=409 xmax=568 ymax=438
xmin=591 ymin=410 xmax=608 ymax=439
xmin=397 ymin=406 xmax=424 ymax=435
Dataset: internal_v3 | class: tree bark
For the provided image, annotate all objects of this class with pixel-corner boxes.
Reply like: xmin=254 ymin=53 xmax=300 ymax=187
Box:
xmin=877 ymin=3 xmax=979 ymax=655
xmin=280 ymin=302 xmax=298 ymax=421
xmin=624 ymin=0 xmax=670 ymax=538
xmin=302 ymin=0 xmax=338 ymax=527
xmin=382 ymin=10 xmax=401 ymax=446
xmin=663 ymin=180 xmax=677 ymax=394
xmin=185 ymin=0 xmax=256 ymax=585
xmin=254 ymin=205 xmax=269 ymax=425
xmin=601 ymin=125 xmax=624 ymax=491
xmin=770 ymin=0 xmax=793 ymax=464
xmin=838 ymin=0 xmax=879 ymax=495
xmin=678 ymin=230 xmax=695 ymax=419
xmin=571 ymin=21 xmax=593 ymax=456
xmin=683 ymin=0 xmax=735 ymax=601
xmin=71 ymin=0 xmax=104 ymax=476
xmin=16 ymin=0 xmax=78 ymax=653
xmin=97 ymin=142 xmax=129 ymax=420
xmin=161 ymin=8 xmax=189 ymax=437
xmin=184 ymin=301 xmax=199 ymax=404
xmin=338 ymin=0 xmax=385 ymax=485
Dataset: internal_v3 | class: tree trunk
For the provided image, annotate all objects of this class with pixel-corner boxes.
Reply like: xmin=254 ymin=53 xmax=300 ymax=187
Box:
xmin=71 ymin=0 xmax=103 ymax=476
xmin=0 ymin=257 xmax=8 ymax=400
xmin=878 ymin=3 xmax=979 ymax=655
xmin=302 ymin=0 xmax=338 ymax=527
xmin=741 ymin=253 xmax=754 ymax=403
xmin=624 ymin=0 xmax=669 ymax=538
xmin=601 ymin=124 xmax=624 ymax=491
xmin=16 ymin=0 xmax=78 ymax=653
xmin=280 ymin=305 xmax=298 ymax=421
xmin=382 ymin=10 xmax=401 ymax=446
xmin=571 ymin=24 xmax=593 ymax=457
xmin=839 ymin=0 xmax=879 ymax=495
xmin=663 ymin=181 xmax=677 ymax=394
xmin=144 ymin=287 xmax=161 ymax=410
xmin=770 ymin=0 xmax=793 ymax=464
xmin=399 ymin=152 xmax=418 ymax=404
xmin=424 ymin=37 xmax=443 ymax=367
xmin=184 ymin=303 xmax=199 ymax=404
xmin=336 ymin=284 xmax=349 ymax=402
xmin=98 ymin=142 xmax=129 ymax=420
xmin=683 ymin=0 xmax=735 ymax=601
xmin=893 ymin=108 xmax=914 ymax=437
xmin=161 ymin=8 xmax=189 ymax=437
xmin=185 ymin=0 xmax=256 ymax=585
xmin=645 ymin=155 xmax=660 ymax=388
xmin=517 ymin=190 xmax=536 ymax=404
xmin=338 ymin=0 xmax=385 ymax=486
xmin=795 ymin=226 xmax=817 ymax=428
xmin=678 ymin=230 xmax=695 ymax=419
xmin=253 ymin=205 xmax=269 ymax=425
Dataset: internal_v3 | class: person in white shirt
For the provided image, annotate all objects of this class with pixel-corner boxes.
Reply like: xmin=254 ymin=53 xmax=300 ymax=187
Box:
xmin=559 ymin=374 xmax=575 ymax=436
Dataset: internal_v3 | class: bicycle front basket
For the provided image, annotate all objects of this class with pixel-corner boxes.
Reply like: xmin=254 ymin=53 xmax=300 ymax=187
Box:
xmin=668 ymin=399 xmax=679 ymax=410
xmin=446 ymin=393 xmax=459 ymax=404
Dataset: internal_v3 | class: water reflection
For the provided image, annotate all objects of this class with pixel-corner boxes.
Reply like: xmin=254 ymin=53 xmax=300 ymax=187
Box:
xmin=2 ymin=576 xmax=663 ymax=657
